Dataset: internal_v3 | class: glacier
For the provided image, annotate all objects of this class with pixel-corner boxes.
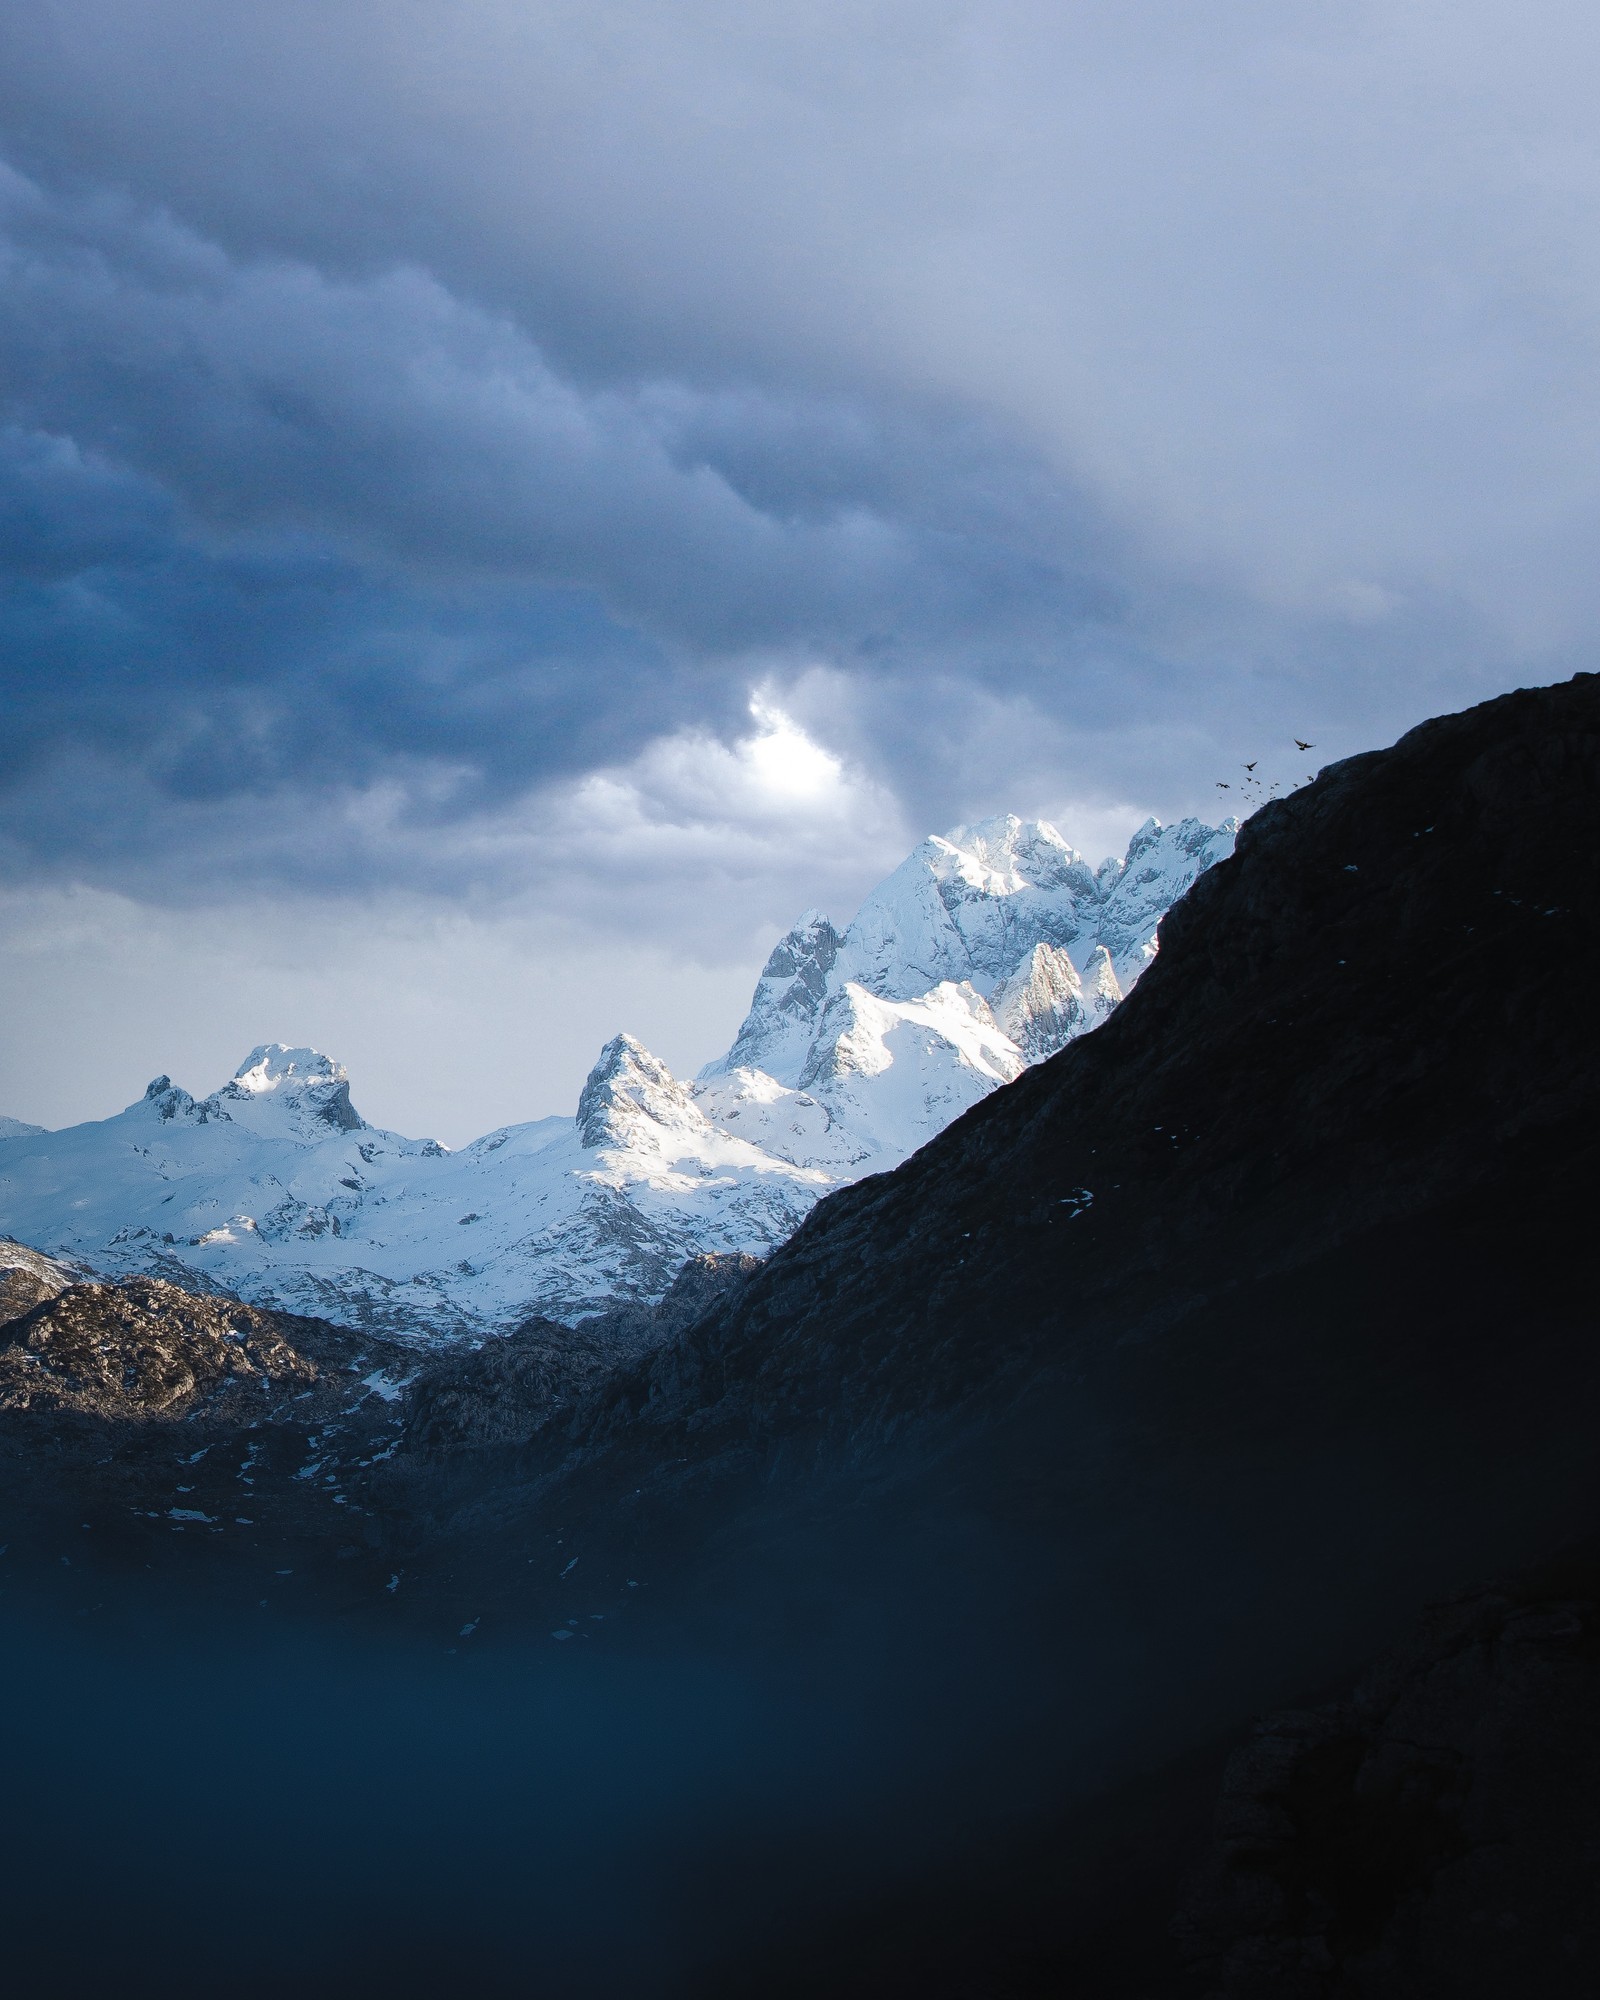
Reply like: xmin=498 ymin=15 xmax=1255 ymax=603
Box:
xmin=0 ymin=812 xmax=1233 ymax=1336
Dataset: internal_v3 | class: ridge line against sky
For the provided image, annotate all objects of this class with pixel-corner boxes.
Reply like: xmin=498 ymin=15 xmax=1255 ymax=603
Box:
xmin=2 ymin=2 xmax=1598 ymax=1136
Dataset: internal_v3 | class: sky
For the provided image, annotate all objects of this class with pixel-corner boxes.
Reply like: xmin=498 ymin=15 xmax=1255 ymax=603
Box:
xmin=2 ymin=1 xmax=1598 ymax=1142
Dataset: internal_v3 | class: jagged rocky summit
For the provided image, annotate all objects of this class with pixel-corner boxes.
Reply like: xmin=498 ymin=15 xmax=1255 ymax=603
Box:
xmin=708 ymin=812 xmax=1226 ymax=1084
xmin=0 ymin=814 xmax=1230 ymax=1336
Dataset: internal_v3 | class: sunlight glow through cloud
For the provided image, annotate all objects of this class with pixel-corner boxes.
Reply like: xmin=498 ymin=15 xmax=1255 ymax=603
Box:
xmin=742 ymin=695 xmax=846 ymax=806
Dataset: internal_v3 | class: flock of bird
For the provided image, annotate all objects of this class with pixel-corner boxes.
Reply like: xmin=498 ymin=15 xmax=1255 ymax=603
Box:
xmin=1215 ymin=740 xmax=1316 ymax=805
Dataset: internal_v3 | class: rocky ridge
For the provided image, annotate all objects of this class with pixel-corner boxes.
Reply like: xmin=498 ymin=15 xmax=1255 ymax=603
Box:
xmin=0 ymin=1275 xmax=322 ymax=1422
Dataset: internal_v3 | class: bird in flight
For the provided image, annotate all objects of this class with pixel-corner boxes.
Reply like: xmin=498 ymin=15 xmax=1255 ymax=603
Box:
xmin=1243 ymin=761 xmax=1257 ymax=772
xmin=1294 ymin=739 xmax=1314 ymax=752
xmin=1216 ymin=781 xmax=1231 ymax=788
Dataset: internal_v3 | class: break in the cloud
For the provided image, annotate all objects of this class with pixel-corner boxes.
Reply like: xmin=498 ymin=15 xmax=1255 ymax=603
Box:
xmin=2 ymin=2 xmax=1599 ymax=1128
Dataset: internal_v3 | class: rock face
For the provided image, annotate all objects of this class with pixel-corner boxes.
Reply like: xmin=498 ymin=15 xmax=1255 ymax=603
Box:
xmin=0 ymin=1236 xmax=87 ymax=1324
xmin=0 ymin=1275 xmax=320 ymax=1421
xmin=990 ymin=940 xmax=1119 ymax=1058
xmin=1177 ymin=1553 xmax=1600 ymax=1999
xmin=401 ymin=1252 xmax=760 ymax=1456
xmin=0 ymin=816 xmax=1230 ymax=1334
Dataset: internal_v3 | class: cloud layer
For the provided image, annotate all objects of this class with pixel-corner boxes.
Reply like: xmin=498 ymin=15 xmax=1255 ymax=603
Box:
xmin=3 ymin=2 xmax=1598 ymax=1125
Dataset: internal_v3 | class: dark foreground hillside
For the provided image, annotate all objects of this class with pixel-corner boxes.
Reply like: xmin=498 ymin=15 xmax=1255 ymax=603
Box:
xmin=401 ymin=669 xmax=1600 ymax=1992
xmin=2 ymin=673 xmax=1598 ymax=1997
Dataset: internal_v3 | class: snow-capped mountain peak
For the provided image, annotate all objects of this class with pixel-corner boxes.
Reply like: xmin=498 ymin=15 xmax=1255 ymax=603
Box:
xmin=712 ymin=911 xmax=846 ymax=1084
xmin=229 ymin=1044 xmax=346 ymax=1095
xmin=138 ymin=1076 xmax=202 ymax=1123
xmin=939 ymin=812 xmax=1099 ymax=898
xmin=832 ymin=815 xmax=1104 ymax=1011
xmin=710 ymin=811 xmax=1231 ymax=1108
xmin=216 ymin=1043 xmax=365 ymax=1135
xmin=576 ymin=1034 xmax=704 ymax=1152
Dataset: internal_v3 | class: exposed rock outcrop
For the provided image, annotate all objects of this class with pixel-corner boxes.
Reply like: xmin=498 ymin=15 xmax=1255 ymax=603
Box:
xmin=0 ymin=1275 xmax=320 ymax=1420
xmin=0 ymin=1236 xmax=87 ymax=1326
xmin=399 ymin=1251 xmax=762 ymax=1457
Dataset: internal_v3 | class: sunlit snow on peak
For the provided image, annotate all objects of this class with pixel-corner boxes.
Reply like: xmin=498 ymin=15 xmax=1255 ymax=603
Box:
xmin=231 ymin=1045 xmax=347 ymax=1093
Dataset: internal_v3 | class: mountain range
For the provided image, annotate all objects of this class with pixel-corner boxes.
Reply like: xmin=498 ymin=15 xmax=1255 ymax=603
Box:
xmin=0 ymin=812 xmax=1232 ymax=1335
xmin=1 ymin=675 xmax=1597 ymax=1996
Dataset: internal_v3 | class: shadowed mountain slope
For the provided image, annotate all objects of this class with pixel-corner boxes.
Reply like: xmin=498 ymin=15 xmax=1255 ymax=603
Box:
xmin=431 ymin=674 xmax=1600 ymax=1580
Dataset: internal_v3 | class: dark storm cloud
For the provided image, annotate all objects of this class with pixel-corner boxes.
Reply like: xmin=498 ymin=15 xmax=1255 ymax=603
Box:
xmin=0 ymin=149 xmax=1138 ymax=890
xmin=0 ymin=410 xmax=687 ymax=835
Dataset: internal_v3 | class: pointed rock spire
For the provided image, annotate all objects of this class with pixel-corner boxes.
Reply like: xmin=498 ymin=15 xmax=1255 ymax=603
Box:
xmin=704 ymin=912 xmax=845 ymax=1085
xmin=991 ymin=942 xmax=1089 ymax=1060
xmin=577 ymin=1034 xmax=703 ymax=1150
xmin=1080 ymin=945 xmax=1125 ymax=1027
